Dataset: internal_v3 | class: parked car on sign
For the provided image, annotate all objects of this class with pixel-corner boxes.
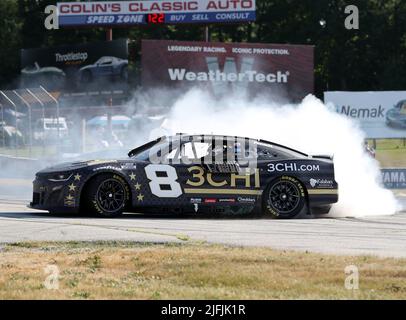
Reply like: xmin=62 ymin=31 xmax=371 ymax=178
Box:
xmin=79 ymin=56 xmax=128 ymax=82
xmin=386 ymin=100 xmax=406 ymax=129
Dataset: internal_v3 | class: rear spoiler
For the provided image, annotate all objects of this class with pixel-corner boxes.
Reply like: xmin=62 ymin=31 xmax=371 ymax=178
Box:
xmin=311 ymin=154 xmax=334 ymax=160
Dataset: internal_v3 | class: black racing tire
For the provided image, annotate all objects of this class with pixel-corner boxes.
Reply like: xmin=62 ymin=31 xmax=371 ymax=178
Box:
xmin=262 ymin=176 xmax=306 ymax=219
xmin=82 ymin=173 xmax=130 ymax=218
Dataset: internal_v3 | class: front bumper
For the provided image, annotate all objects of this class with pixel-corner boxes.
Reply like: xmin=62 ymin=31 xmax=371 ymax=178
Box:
xmin=30 ymin=176 xmax=79 ymax=213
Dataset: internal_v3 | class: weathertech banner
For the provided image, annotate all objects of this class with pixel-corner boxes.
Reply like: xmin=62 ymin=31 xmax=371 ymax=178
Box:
xmin=141 ymin=40 xmax=314 ymax=100
xmin=324 ymin=91 xmax=406 ymax=139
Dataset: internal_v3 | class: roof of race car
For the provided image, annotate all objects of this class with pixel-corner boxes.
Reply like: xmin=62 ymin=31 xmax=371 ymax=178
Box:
xmin=128 ymin=134 xmax=308 ymax=158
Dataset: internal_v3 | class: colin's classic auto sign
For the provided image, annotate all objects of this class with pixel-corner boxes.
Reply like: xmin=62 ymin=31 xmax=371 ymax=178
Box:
xmin=57 ymin=0 xmax=256 ymax=26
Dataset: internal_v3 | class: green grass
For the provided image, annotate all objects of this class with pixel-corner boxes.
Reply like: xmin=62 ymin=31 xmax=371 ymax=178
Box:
xmin=1 ymin=241 xmax=406 ymax=300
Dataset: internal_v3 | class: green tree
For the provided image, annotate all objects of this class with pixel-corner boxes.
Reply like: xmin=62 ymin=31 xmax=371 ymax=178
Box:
xmin=0 ymin=0 xmax=22 ymax=88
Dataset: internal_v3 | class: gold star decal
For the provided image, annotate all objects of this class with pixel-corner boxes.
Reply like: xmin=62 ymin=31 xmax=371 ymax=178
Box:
xmin=68 ymin=183 xmax=76 ymax=192
xmin=134 ymin=182 xmax=141 ymax=190
xmin=129 ymin=172 xmax=136 ymax=180
xmin=137 ymin=193 xmax=144 ymax=202
xmin=66 ymin=194 xmax=74 ymax=201
xmin=74 ymin=173 xmax=81 ymax=181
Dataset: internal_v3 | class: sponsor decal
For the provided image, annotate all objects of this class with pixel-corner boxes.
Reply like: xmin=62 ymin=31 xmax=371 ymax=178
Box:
xmin=381 ymin=168 xmax=406 ymax=189
xmin=142 ymin=40 xmax=314 ymax=100
xmin=267 ymin=162 xmax=320 ymax=173
xmin=337 ymin=105 xmax=385 ymax=119
xmin=190 ymin=198 xmax=202 ymax=204
xmin=204 ymin=198 xmax=217 ymax=204
xmin=64 ymin=194 xmax=75 ymax=206
xmin=168 ymin=67 xmax=289 ymax=84
xmin=218 ymin=198 xmax=236 ymax=203
xmin=237 ymin=196 xmax=256 ymax=203
xmin=122 ymin=163 xmax=137 ymax=170
xmin=55 ymin=52 xmax=88 ymax=63
xmin=324 ymin=91 xmax=406 ymax=139
xmin=309 ymin=178 xmax=334 ymax=189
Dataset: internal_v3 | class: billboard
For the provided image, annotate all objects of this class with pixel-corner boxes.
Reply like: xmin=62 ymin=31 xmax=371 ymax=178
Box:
xmin=57 ymin=0 xmax=256 ymax=26
xmin=381 ymin=168 xmax=406 ymax=189
xmin=20 ymin=39 xmax=128 ymax=92
xmin=324 ymin=91 xmax=406 ymax=139
xmin=141 ymin=40 xmax=314 ymax=99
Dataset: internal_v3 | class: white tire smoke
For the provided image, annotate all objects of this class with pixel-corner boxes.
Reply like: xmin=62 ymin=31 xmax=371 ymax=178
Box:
xmin=160 ymin=89 xmax=399 ymax=217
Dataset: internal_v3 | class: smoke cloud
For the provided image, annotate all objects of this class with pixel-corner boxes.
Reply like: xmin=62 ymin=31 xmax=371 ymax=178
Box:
xmin=156 ymin=88 xmax=399 ymax=218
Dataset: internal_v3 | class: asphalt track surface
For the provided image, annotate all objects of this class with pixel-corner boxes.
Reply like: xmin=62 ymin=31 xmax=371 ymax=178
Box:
xmin=1 ymin=184 xmax=406 ymax=258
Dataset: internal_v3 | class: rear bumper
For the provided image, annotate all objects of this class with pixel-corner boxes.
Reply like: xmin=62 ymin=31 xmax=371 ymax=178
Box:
xmin=307 ymin=188 xmax=338 ymax=215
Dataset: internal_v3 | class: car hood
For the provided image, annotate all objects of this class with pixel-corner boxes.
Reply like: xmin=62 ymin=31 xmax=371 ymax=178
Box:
xmin=38 ymin=159 xmax=120 ymax=174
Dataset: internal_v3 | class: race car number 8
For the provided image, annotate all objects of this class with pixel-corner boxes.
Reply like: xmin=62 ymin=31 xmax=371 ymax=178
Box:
xmin=144 ymin=164 xmax=182 ymax=198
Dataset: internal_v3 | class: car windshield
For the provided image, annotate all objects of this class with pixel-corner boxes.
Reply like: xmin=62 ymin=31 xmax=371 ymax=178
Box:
xmin=132 ymin=139 xmax=210 ymax=162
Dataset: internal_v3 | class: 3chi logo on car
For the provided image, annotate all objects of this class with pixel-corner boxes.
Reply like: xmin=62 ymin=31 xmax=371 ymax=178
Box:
xmin=267 ymin=162 xmax=320 ymax=173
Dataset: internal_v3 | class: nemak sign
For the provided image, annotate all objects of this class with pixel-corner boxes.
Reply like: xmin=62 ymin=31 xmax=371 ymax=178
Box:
xmin=324 ymin=91 xmax=406 ymax=139
xmin=142 ymin=40 xmax=314 ymax=99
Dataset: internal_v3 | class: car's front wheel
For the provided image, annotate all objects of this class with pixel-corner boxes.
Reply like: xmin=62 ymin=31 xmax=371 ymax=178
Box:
xmin=262 ymin=176 xmax=306 ymax=219
xmin=82 ymin=174 xmax=129 ymax=217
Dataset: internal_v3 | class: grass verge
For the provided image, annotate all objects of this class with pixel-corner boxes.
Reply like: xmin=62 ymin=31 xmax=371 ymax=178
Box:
xmin=1 ymin=241 xmax=406 ymax=299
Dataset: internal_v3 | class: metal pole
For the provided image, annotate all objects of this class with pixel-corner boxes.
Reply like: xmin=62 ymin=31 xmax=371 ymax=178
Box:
xmin=27 ymin=89 xmax=46 ymax=156
xmin=81 ymin=118 xmax=86 ymax=153
xmin=0 ymin=104 xmax=4 ymax=149
xmin=204 ymin=26 xmax=210 ymax=42
xmin=0 ymin=91 xmax=18 ymax=156
xmin=40 ymin=86 xmax=60 ymax=154
xmin=106 ymin=28 xmax=113 ymax=143
xmin=13 ymin=90 xmax=33 ymax=158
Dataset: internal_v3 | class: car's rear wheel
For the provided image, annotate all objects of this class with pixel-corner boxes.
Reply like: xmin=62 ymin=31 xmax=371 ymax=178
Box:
xmin=262 ymin=176 xmax=306 ymax=219
xmin=83 ymin=174 xmax=129 ymax=217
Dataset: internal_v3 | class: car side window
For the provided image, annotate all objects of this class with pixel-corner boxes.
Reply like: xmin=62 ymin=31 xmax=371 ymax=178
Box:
xmin=165 ymin=142 xmax=210 ymax=161
xmin=257 ymin=144 xmax=289 ymax=160
xmin=101 ymin=57 xmax=113 ymax=65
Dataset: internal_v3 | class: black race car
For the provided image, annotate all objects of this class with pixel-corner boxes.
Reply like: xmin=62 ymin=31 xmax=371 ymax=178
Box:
xmin=30 ymin=134 xmax=338 ymax=219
